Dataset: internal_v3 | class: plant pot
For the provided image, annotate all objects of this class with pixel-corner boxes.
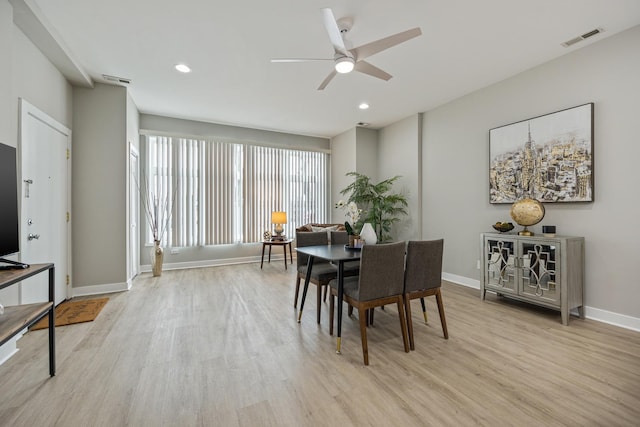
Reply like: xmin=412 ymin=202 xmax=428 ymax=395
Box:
xmin=151 ymin=240 xmax=164 ymax=277
xmin=360 ymin=223 xmax=377 ymax=245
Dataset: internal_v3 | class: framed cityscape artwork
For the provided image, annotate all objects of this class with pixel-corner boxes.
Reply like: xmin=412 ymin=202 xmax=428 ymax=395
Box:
xmin=489 ymin=103 xmax=594 ymax=204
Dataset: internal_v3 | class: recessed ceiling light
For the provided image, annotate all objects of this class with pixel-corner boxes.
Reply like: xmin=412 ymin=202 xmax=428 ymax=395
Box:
xmin=359 ymin=103 xmax=369 ymax=110
xmin=175 ymin=64 xmax=191 ymax=73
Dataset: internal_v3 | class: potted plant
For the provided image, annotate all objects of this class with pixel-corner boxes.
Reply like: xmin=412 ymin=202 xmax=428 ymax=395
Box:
xmin=335 ymin=200 xmax=362 ymax=246
xmin=339 ymin=172 xmax=408 ymax=242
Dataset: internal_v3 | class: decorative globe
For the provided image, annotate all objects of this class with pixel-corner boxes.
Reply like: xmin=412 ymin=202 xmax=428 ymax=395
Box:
xmin=510 ymin=198 xmax=545 ymax=236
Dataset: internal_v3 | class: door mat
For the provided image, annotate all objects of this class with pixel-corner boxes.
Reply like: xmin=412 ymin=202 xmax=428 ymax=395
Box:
xmin=30 ymin=297 xmax=109 ymax=330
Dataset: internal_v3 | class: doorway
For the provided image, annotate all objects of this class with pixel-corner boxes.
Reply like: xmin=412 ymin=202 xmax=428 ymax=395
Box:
xmin=18 ymin=99 xmax=71 ymax=305
xmin=129 ymin=145 xmax=140 ymax=280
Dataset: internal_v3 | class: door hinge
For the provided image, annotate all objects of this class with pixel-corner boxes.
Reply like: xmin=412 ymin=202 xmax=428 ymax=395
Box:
xmin=66 ymin=148 xmax=70 ymax=159
xmin=67 ymin=212 xmax=70 ymax=222
xmin=66 ymin=275 xmax=70 ymax=285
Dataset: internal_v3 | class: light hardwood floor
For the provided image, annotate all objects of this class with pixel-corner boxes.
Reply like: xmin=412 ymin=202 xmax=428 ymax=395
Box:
xmin=1 ymin=262 xmax=639 ymax=426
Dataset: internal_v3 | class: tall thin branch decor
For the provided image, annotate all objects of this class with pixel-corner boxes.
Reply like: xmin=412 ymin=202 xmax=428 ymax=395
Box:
xmin=135 ymin=171 xmax=176 ymax=276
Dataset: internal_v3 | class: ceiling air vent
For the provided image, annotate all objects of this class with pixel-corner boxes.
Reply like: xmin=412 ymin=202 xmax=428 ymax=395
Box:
xmin=102 ymin=74 xmax=131 ymax=85
xmin=561 ymin=27 xmax=604 ymax=47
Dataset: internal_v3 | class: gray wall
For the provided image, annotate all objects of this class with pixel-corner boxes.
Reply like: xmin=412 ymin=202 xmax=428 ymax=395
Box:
xmin=421 ymin=25 xmax=640 ymax=319
xmin=378 ymin=114 xmax=421 ymax=241
xmin=73 ymin=83 xmax=128 ymax=288
xmin=140 ymin=114 xmax=329 ymax=150
xmin=330 ymin=128 xmax=357 ymax=223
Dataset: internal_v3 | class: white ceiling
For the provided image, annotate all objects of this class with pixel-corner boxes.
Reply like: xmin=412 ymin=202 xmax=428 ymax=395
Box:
xmin=29 ymin=0 xmax=640 ymax=138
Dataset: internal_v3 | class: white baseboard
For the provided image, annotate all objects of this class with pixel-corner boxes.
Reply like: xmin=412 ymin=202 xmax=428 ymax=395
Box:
xmin=72 ymin=280 xmax=131 ymax=297
xmin=443 ymin=272 xmax=480 ymax=289
xmin=442 ymin=272 xmax=640 ymax=332
xmin=0 ymin=334 xmax=21 ymax=366
xmin=584 ymin=306 xmax=640 ymax=332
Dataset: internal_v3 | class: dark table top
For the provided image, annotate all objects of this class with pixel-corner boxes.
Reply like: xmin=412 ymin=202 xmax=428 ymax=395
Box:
xmin=295 ymin=244 xmax=361 ymax=262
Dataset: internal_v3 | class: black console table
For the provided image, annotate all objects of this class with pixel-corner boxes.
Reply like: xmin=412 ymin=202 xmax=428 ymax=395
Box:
xmin=0 ymin=263 xmax=55 ymax=376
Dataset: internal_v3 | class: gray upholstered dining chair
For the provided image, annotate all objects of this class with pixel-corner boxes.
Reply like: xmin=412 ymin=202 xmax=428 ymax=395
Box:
xmin=294 ymin=231 xmax=337 ymax=324
xmin=404 ymin=239 xmax=448 ymax=350
xmin=328 ymin=241 xmax=409 ymax=365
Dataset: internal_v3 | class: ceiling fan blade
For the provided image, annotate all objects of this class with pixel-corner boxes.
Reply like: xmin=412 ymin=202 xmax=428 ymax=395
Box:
xmin=350 ymin=27 xmax=422 ymax=60
xmin=317 ymin=70 xmax=337 ymax=91
xmin=321 ymin=8 xmax=347 ymax=55
xmin=354 ymin=61 xmax=392 ymax=81
xmin=271 ymin=58 xmax=333 ymax=63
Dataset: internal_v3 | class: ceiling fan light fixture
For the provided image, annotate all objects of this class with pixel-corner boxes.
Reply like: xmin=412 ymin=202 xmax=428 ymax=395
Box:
xmin=335 ymin=56 xmax=355 ymax=73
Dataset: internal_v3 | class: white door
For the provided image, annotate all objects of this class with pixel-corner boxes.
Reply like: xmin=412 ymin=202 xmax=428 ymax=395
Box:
xmin=129 ymin=146 xmax=140 ymax=279
xmin=19 ymin=99 xmax=70 ymax=305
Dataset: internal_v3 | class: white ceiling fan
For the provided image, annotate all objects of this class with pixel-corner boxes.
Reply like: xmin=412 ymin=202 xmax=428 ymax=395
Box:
xmin=271 ymin=8 xmax=422 ymax=90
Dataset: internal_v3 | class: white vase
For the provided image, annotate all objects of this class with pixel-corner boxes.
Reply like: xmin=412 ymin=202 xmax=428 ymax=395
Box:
xmin=360 ymin=223 xmax=377 ymax=245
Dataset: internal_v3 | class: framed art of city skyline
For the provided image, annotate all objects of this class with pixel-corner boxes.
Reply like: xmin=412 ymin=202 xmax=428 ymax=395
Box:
xmin=489 ymin=103 xmax=594 ymax=204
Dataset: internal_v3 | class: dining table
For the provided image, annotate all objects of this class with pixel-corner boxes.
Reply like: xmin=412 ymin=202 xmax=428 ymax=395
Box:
xmin=295 ymin=244 xmax=361 ymax=354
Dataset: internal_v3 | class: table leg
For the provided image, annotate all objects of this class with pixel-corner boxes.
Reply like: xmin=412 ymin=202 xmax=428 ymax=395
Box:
xmin=48 ymin=266 xmax=56 ymax=376
xmin=336 ymin=260 xmax=344 ymax=354
xmin=297 ymin=255 xmax=314 ymax=323
xmin=260 ymin=243 xmax=266 ymax=269
xmin=288 ymin=242 xmax=293 ymax=264
xmin=283 ymin=244 xmax=287 ymax=270
xmin=268 ymin=245 xmax=272 ymax=263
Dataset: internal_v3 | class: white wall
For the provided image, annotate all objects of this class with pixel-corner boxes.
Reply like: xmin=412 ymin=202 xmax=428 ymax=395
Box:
xmin=420 ymin=25 xmax=640 ymax=322
xmin=0 ymin=1 xmax=13 ymax=145
xmin=0 ymin=0 xmax=73 ymax=361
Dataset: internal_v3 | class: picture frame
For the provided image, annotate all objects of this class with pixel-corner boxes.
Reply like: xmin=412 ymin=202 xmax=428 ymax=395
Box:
xmin=489 ymin=103 xmax=594 ymax=204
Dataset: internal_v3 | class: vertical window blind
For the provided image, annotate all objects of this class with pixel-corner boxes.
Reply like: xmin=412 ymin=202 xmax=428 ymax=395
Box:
xmin=145 ymin=135 xmax=329 ymax=247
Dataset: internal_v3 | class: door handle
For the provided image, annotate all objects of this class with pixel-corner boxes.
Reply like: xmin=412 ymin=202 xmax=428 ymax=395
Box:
xmin=28 ymin=233 xmax=40 ymax=241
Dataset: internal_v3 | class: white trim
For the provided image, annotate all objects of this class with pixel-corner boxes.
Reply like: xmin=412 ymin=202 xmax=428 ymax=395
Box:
xmin=443 ymin=272 xmax=480 ymax=289
xmin=585 ymin=306 xmax=640 ymax=332
xmin=0 ymin=335 xmax=21 ymax=366
xmin=71 ymin=281 xmax=131 ymax=297
xmin=443 ymin=272 xmax=640 ymax=332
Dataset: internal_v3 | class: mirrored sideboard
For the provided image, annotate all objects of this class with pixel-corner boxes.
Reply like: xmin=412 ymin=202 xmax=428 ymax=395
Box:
xmin=480 ymin=232 xmax=585 ymax=325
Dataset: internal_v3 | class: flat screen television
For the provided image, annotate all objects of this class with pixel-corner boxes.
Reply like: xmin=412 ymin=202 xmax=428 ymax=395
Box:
xmin=0 ymin=142 xmax=27 ymax=269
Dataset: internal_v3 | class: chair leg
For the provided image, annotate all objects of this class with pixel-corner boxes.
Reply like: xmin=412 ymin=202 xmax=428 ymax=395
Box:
xmin=316 ymin=284 xmax=322 ymax=324
xmin=420 ymin=297 xmax=428 ymax=323
xmin=294 ymin=276 xmax=301 ymax=308
xmin=405 ymin=295 xmax=415 ymax=351
xmin=323 ymin=285 xmax=328 ymax=302
xmin=358 ymin=307 xmax=369 ymax=366
xmin=397 ymin=297 xmax=409 ymax=353
xmin=435 ymin=289 xmax=449 ymax=339
xmin=369 ymin=307 xmax=375 ymax=325
xmin=329 ymin=292 xmax=335 ymax=336
xmin=348 ymin=305 xmax=354 ymax=317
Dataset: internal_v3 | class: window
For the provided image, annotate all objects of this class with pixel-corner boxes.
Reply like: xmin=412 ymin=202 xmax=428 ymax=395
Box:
xmin=145 ymin=135 xmax=329 ymax=247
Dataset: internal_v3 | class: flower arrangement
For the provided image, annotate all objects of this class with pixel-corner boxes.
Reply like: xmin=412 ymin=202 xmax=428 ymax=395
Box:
xmin=335 ymin=200 xmax=362 ymax=235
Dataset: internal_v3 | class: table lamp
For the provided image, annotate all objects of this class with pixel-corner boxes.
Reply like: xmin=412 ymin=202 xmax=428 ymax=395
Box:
xmin=271 ymin=211 xmax=287 ymax=240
